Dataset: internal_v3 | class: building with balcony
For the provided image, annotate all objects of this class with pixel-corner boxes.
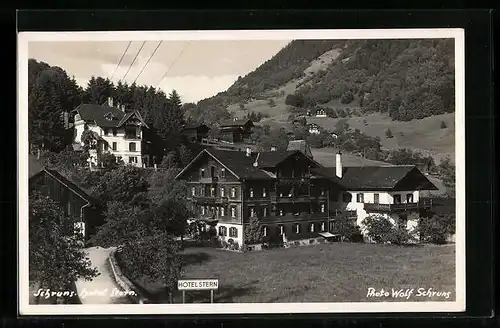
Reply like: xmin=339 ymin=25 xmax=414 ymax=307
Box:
xmin=174 ymin=146 xmax=346 ymax=248
xmin=71 ymin=98 xmax=150 ymax=168
xmin=312 ymin=152 xmax=438 ymax=235
xmin=218 ymin=119 xmax=255 ymax=143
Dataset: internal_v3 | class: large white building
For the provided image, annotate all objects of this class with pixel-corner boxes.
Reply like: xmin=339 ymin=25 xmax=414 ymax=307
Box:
xmin=313 ymin=152 xmax=437 ymax=238
xmin=71 ymin=98 xmax=150 ymax=168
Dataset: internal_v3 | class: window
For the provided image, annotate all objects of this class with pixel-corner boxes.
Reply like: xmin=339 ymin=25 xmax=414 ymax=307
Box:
xmin=263 ymin=207 xmax=267 ymax=217
xmin=356 ymin=193 xmax=364 ymax=203
xmin=231 ymin=187 xmax=236 ymax=198
xmin=220 ymin=168 xmax=226 ymax=178
xmin=277 ymin=225 xmax=284 ymax=235
xmin=231 ymin=207 xmax=236 ymax=218
xmin=112 ymin=142 xmax=117 ymax=151
xmin=129 ymin=142 xmax=136 ymax=152
xmin=128 ymin=156 xmax=137 ymax=164
xmin=343 ymin=192 xmax=352 ymax=203
xmin=320 ymin=188 xmax=325 ymax=196
xmin=262 ymin=188 xmax=267 ymax=197
xmin=220 ymin=187 xmax=225 ymax=197
xmin=211 ymin=166 xmax=215 ymax=177
xmin=229 ymin=227 xmax=238 ymax=238
xmin=262 ymin=226 xmax=268 ymax=237
xmin=279 ymin=208 xmax=284 ymax=216
xmin=201 ymin=206 xmax=206 ymax=215
xmin=249 ymin=188 xmax=254 ymax=198
xmin=249 ymin=207 xmax=255 ymax=217
xmin=374 ymin=193 xmax=380 ymax=204
xmin=320 ymin=204 xmax=325 ymax=213
xmin=220 ymin=207 xmax=225 ymax=217
xmin=321 ymin=222 xmax=326 ymax=232
xmin=210 ymin=187 xmax=215 ymax=197
xmin=294 ymin=223 xmax=300 ymax=234
xmin=393 ymin=194 xmax=402 ymax=204
xmin=191 ymin=187 xmax=196 ymax=196
xmin=67 ymin=202 xmax=71 ymax=216
xmin=309 ymin=222 xmax=315 ymax=232
xmin=218 ymin=226 xmax=227 ymax=236
xmin=112 ymin=128 xmax=117 ymax=136
xmin=200 ymin=169 xmax=205 ymax=178
xmin=406 ymin=193 xmax=414 ymax=203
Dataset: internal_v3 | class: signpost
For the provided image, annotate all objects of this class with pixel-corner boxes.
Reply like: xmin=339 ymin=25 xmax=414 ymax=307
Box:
xmin=177 ymin=279 xmax=219 ymax=303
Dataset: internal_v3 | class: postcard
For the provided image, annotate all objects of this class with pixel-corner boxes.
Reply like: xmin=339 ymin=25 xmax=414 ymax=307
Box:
xmin=18 ymin=28 xmax=465 ymax=315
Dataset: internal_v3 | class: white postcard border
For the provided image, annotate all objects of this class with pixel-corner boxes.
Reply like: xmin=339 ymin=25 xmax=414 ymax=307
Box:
xmin=17 ymin=28 xmax=466 ymax=315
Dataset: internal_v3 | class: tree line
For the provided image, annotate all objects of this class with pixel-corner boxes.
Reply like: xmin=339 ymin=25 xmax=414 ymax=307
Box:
xmin=28 ymin=59 xmax=187 ymax=156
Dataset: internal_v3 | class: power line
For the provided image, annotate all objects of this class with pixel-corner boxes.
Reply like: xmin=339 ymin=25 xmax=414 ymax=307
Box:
xmin=132 ymin=40 xmax=163 ymax=85
xmin=156 ymin=41 xmax=190 ymax=90
xmin=110 ymin=41 xmax=132 ymax=80
xmin=120 ymin=41 xmax=146 ymax=83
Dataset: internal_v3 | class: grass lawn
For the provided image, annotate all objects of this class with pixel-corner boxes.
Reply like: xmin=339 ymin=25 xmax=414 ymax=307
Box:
xmin=126 ymin=243 xmax=455 ymax=304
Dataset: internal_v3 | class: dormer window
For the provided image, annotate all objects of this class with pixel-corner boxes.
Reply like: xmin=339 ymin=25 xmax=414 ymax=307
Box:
xmin=104 ymin=112 xmax=115 ymax=121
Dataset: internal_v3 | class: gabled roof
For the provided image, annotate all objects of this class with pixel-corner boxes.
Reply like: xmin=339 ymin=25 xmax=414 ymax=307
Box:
xmin=219 ymin=119 xmax=253 ymax=128
xmin=28 ymin=155 xmax=100 ymax=205
xmin=175 ymin=148 xmax=329 ymax=181
xmin=312 ymin=165 xmax=438 ymax=191
xmin=74 ymin=103 xmax=148 ymax=128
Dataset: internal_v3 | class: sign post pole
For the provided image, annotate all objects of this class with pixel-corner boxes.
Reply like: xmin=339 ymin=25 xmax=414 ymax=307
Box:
xmin=210 ymin=290 xmax=214 ymax=303
xmin=182 ymin=290 xmax=185 ymax=304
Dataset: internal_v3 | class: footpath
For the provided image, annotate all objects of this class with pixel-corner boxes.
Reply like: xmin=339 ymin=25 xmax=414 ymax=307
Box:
xmin=74 ymin=246 xmax=134 ymax=304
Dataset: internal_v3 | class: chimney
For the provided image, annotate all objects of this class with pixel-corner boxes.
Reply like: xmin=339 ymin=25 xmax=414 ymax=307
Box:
xmin=253 ymin=153 xmax=260 ymax=167
xmin=107 ymin=97 xmax=113 ymax=107
xmin=270 ymin=146 xmax=277 ymax=152
xmin=336 ymin=151 xmax=343 ymax=178
xmin=246 ymin=147 xmax=252 ymax=157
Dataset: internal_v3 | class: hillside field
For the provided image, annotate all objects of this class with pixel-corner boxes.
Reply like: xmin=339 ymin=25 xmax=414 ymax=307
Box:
xmin=124 ymin=243 xmax=456 ymax=303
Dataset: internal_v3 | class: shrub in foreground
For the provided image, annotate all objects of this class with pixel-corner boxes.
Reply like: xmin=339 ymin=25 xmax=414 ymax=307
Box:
xmin=362 ymin=215 xmax=416 ymax=245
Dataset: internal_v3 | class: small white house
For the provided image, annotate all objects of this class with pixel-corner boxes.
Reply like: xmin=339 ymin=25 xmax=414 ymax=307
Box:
xmin=315 ymin=109 xmax=327 ymax=117
xmin=313 ymin=152 xmax=438 ymax=239
xmin=308 ymin=123 xmax=321 ymax=134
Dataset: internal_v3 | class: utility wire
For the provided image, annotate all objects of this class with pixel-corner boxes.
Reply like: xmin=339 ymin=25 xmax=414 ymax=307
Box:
xmin=156 ymin=41 xmax=190 ymax=90
xmin=110 ymin=41 xmax=132 ymax=80
xmin=132 ymin=40 xmax=163 ymax=85
xmin=120 ymin=41 xmax=146 ymax=83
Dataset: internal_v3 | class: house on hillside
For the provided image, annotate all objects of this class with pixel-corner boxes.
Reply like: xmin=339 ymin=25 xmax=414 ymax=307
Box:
xmin=307 ymin=123 xmax=321 ymax=135
xmin=182 ymin=124 xmax=210 ymax=143
xmin=313 ymin=152 xmax=438 ymax=236
xmin=287 ymin=140 xmax=313 ymax=159
xmin=29 ymin=155 xmax=104 ymax=243
xmin=218 ymin=119 xmax=255 ymax=143
xmin=175 ymin=146 xmax=347 ymax=249
xmin=71 ymin=97 xmax=150 ymax=168
xmin=315 ymin=109 xmax=327 ymax=117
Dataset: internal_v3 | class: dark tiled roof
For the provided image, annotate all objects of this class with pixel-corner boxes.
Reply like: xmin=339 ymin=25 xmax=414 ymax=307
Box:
xmin=219 ymin=119 xmax=253 ymax=127
xmin=312 ymin=166 xmax=438 ymax=191
xmin=74 ymin=103 xmax=147 ymax=128
xmin=74 ymin=103 xmax=125 ymax=127
xmin=205 ymin=149 xmax=271 ymax=179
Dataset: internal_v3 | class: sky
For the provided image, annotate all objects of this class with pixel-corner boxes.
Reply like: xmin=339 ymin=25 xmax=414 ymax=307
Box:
xmin=28 ymin=40 xmax=291 ymax=103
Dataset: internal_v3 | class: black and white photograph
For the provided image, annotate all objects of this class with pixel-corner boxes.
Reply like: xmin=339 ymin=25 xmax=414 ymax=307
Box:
xmin=18 ymin=29 xmax=465 ymax=315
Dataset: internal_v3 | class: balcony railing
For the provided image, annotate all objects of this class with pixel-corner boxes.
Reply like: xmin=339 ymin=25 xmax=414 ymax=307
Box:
xmin=264 ymin=212 xmax=330 ymax=223
xmin=199 ymin=177 xmax=219 ymax=183
xmin=270 ymin=194 xmax=328 ymax=203
xmin=124 ymin=135 xmax=141 ymax=140
xmin=191 ymin=195 xmax=229 ymax=204
xmin=364 ymin=199 xmax=432 ymax=212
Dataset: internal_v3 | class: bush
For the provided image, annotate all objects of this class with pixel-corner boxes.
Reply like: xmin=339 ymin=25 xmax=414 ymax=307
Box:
xmin=440 ymin=121 xmax=447 ymax=129
xmin=330 ymin=213 xmax=363 ymax=242
xmin=340 ymin=91 xmax=355 ymax=104
xmin=362 ymin=215 xmax=416 ymax=245
xmin=417 ymin=213 xmax=455 ymax=244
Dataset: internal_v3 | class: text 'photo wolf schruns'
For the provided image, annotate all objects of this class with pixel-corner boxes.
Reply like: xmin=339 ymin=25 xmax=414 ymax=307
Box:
xmin=26 ymin=36 xmax=457 ymax=306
